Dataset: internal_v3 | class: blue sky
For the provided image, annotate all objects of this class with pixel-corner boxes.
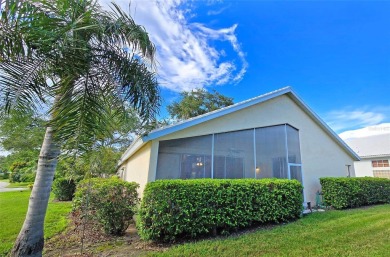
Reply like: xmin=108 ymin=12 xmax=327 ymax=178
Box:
xmin=107 ymin=1 xmax=389 ymax=138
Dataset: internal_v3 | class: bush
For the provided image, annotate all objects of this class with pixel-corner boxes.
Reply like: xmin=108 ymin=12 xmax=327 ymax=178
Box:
xmin=20 ymin=172 xmax=36 ymax=182
xmin=320 ymin=177 xmax=390 ymax=209
xmin=9 ymin=171 xmax=21 ymax=183
xmin=52 ymin=178 xmax=76 ymax=201
xmin=138 ymin=179 xmax=303 ymax=242
xmin=8 ymin=161 xmax=36 ymax=183
xmin=9 ymin=171 xmax=36 ymax=183
xmin=73 ymin=177 xmax=139 ymax=236
xmin=0 ymin=171 xmax=9 ymax=180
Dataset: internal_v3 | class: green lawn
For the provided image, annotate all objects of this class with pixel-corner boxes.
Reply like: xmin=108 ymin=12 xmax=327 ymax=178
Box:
xmin=152 ymin=204 xmax=390 ymax=257
xmin=0 ymin=191 xmax=72 ymax=256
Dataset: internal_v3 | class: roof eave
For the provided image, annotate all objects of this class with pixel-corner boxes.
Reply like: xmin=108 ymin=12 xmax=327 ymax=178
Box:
xmin=117 ymin=137 xmax=146 ymax=166
xmin=143 ymin=87 xmax=293 ymax=141
xmin=359 ymin=154 xmax=390 ymax=159
xmin=288 ymin=91 xmax=361 ymax=161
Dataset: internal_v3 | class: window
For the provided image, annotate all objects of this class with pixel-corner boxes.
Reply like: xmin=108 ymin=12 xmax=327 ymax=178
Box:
xmin=180 ymin=154 xmax=211 ymax=179
xmin=255 ymin=125 xmax=289 ymax=179
xmin=119 ymin=167 xmax=126 ymax=180
xmin=213 ymin=129 xmax=254 ymax=179
xmin=372 ymin=160 xmax=389 ymax=167
xmin=156 ymin=135 xmax=212 ymax=179
xmin=155 ymin=124 xmax=302 ymax=181
xmin=373 ymin=170 xmax=390 ymax=179
xmin=286 ymin=125 xmax=301 ymax=164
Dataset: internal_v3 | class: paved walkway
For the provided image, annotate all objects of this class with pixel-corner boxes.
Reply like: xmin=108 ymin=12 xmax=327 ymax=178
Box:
xmin=0 ymin=181 xmax=28 ymax=192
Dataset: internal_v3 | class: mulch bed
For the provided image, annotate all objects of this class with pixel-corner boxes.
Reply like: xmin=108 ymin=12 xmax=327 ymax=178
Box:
xmin=44 ymin=213 xmax=168 ymax=257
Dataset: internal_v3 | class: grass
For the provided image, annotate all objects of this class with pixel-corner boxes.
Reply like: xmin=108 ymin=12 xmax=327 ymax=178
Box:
xmin=0 ymin=190 xmax=72 ymax=256
xmin=151 ymin=204 xmax=390 ymax=257
xmin=5 ymin=182 xmax=31 ymax=188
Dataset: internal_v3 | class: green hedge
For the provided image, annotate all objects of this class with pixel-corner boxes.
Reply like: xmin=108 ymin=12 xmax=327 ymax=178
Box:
xmin=320 ymin=177 xmax=390 ymax=209
xmin=52 ymin=178 xmax=76 ymax=201
xmin=138 ymin=179 xmax=303 ymax=242
xmin=73 ymin=177 xmax=139 ymax=235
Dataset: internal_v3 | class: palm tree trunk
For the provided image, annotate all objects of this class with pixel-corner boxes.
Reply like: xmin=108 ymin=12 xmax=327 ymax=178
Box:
xmin=11 ymin=126 xmax=60 ymax=257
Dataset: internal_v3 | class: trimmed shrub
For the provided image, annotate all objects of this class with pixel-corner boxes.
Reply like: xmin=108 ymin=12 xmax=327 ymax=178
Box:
xmin=73 ymin=177 xmax=139 ymax=236
xmin=138 ymin=179 xmax=303 ymax=242
xmin=52 ymin=178 xmax=76 ymax=201
xmin=320 ymin=177 xmax=390 ymax=209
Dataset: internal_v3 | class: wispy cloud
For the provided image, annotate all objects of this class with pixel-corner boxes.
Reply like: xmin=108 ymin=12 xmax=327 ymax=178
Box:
xmin=325 ymin=108 xmax=383 ymax=132
xmin=207 ymin=4 xmax=231 ymax=16
xmin=325 ymin=107 xmax=389 ymax=133
xmin=101 ymin=0 xmax=247 ymax=92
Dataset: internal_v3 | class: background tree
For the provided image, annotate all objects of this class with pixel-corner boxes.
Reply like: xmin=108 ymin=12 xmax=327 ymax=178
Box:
xmin=0 ymin=111 xmax=46 ymax=181
xmin=167 ymin=88 xmax=234 ymax=120
xmin=0 ymin=0 xmax=160 ymax=256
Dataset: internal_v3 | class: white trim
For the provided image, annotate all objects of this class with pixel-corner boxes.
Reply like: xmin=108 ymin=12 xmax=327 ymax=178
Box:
xmin=211 ymin=134 xmax=215 ymax=179
xmin=284 ymin=124 xmax=289 ymax=168
xmin=253 ymin=128 xmax=257 ymax=179
xmin=288 ymin=163 xmax=305 ymax=202
xmin=118 ymin=137 xmax=145 ymax=165
xmin=288 ymin=91 xmax=360 ymax=161
xmin=144 ymin=87 xmax=292 ymax=142
xmin=360 ymin=154 xmax=390 ymax=159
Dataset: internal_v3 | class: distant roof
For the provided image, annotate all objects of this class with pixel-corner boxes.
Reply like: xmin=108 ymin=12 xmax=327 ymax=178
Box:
xmin=344 ymin=134 xmax=390 ymax=158
xmin=119 ymin=87 xmax=360 ymax=165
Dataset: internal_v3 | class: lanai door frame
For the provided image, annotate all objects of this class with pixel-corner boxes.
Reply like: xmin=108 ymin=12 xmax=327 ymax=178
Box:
xmin=287 ymin=163 xmax=305 ymax=202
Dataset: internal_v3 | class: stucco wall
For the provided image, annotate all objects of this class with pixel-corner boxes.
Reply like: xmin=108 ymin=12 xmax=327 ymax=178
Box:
xmin=354 ymin=156 xmax=390 ymax=177
xmin=148 ymin=94 xmax=355 ymax=204
xmin=122 ymin=142 xmax=152 ymax=197
xmin=354 ymin=159 xmax=374 ymax=177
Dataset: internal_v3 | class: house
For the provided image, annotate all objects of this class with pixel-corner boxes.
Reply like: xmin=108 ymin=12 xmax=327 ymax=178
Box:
xmin=345 ymin=133 xmax=390 ymax=179
xmin=118 ymin=87 xmax=359 ymax=204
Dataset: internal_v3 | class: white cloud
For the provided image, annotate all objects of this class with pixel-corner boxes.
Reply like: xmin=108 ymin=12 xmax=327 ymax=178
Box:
xmin=207 ymin=4 xmax=230 ymax=16
xmin=100 ymin=0 xmax=247 ymax=92
xmin=339 ymin=123 xmax=390 ymax=140
xmin=325 ymin=108 xmax=386 ymax=133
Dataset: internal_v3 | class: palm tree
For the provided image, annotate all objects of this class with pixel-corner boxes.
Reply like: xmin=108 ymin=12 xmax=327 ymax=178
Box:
xmin=0 ymin=0 xmax=160 ymax=256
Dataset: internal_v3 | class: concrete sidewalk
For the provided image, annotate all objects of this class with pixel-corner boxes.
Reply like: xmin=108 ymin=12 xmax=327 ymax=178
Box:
xmin=0 ymin=181 xmax=28 ymax=192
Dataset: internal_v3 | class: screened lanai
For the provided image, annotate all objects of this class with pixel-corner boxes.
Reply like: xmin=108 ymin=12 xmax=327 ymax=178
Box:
xmin=119 ymin=87 xmax=360 ymax=204
xmin=156 ymin=124 xmax=302 ymax=183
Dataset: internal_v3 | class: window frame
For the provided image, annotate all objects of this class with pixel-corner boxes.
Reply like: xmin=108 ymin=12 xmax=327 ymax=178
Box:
xmin=372 ymin=160 xmax=389 ymax=168
xmin=156 ymin=123 xmax=302 ymax=180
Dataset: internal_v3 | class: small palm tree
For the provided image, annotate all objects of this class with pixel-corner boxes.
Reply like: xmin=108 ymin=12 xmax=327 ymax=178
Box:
xmin=0 ymin=0 xmax=160 ymax=256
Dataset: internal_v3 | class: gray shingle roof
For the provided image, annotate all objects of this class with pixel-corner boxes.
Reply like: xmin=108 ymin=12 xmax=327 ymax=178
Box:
xmin=344 ymin=134 xmax=390 ymax=158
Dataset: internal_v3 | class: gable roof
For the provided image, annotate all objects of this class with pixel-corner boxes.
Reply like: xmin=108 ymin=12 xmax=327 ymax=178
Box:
xmin=345 ymin=134 xmax=390 ymax=158
xmin=119 ymin=87 xmax=360 ymax=165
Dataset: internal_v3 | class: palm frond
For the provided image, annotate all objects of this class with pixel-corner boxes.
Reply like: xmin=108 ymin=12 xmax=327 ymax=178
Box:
xmin=97 ymin=2 xmax=156 ymax=65
xmin=50 ymin=70 xmax=113 ymax=151
xmin=92 ymin=44 xmax=160 ymax=122
xmin=0 ymin=56 xmax=48 ymax=113
xmin=1 ymin=0 xmax=160 ymax=149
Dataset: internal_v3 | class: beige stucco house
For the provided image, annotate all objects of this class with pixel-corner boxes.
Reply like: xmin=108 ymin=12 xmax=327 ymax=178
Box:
xmin=118 ymin=87 xmax=359 ymax=204
xmin=345 ymin=133 xmax=390 ymax=179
